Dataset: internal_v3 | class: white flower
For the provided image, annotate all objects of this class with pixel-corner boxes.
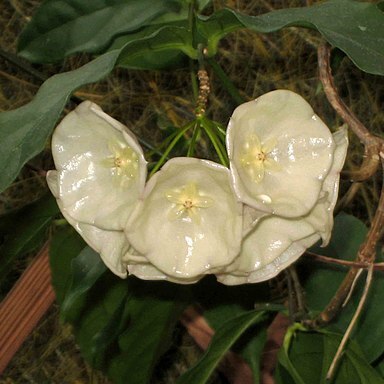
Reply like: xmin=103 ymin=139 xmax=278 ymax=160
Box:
xmin=227 ymin=90 xmax=335 ymax=218
xmin=50 ymin=101 xmax=147 ymax=230
xmin=125 ymin=157 xmax=243 ymax=281
xmin=47 ymin=101 xmax=148 ymax=277
xmin=216 ymin=127 xmax=348 ymax=285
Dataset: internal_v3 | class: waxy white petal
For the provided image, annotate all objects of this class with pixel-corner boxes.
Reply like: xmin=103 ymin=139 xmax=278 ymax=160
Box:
xmin=126 ymin=157 xmax=243 ymax=280
xmin=128 ymin=263 xmax=202 ymax=284
xmin=51 ymin=101 xmax=147 ymax=230
xmin=217 ymin=233 xmax=320 ymax=285
xmin=217 ymin=127 xmax=348 ymax=285
xmin=47 ymin=170 xmax=130 ymax=278
xmin=306 ymin=126 xmax=348 ymax=245
xmin=227 ymin=90 xmax=335 ymax=218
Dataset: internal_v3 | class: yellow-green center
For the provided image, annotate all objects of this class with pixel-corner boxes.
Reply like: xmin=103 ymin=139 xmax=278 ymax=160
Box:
xmin=165 ymin=182 xmax=214 ymax=223
xmin=239 ymin=134 xmax=279 ymax=183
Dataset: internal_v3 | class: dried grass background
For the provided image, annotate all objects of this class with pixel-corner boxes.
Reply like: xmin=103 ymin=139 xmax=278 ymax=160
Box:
xmin=0 ymin=0 xmax=382 ymax=383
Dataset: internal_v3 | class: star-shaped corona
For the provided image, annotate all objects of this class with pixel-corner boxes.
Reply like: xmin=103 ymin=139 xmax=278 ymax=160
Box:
xmin=103 ymin=142 xmax=139 ymax=186
xmin=165 ymin=182 xmax=214 ymax=224
xmin=239 ymin=134 xmax=280 ymax=183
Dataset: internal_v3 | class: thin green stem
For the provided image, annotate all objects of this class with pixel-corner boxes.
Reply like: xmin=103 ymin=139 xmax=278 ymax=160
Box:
xmin=149 ymin=122 xmax=194 ymax=177
xmin=212 ymin=121 xmax=227 ymax=138
xmin=201 ymin=117 xmax=229 ymax=167
xmin=206 ymin=57 xmax=245 ymax=106
xmin=187 ymin=120 xmax=200 ymax=157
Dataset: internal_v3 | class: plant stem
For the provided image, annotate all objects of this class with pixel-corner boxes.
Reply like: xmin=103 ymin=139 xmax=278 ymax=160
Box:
xmin=200 ymin=117 xmax=229 ymax=166
xmin=187 ymin=120 xmax=200 ymax=157
xmin=326 ymin=264 xmax=374 ymax=381
xmin=149 ymin=122 xmax=193 ymax=177
xmin=306 ymin=45 xmax=384 ymax=328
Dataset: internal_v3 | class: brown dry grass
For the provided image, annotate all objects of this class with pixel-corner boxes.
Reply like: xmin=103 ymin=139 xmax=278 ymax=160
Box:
xmin=0 ymin=0 xmax=382 ymax=383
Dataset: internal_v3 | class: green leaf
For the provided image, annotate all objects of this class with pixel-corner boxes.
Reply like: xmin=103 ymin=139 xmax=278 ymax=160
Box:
xmin=199 ymin=0 xmax=384 ymax=75
xmin=70 ymin=276 xmax=190 ymax=384
xmin=191 ymin=277 xmax=275 ymax=383
xmin=177 ymin=310 xmax=266 ymax=384
xmin=49 ymin=226 xmax=86 ymax=305
xmin=278 ymin=328 xmax=384 ymax=384
xmin=0 ymin=194 xmax=59 ymax=283
xmin=18 ymin=0 xmax=182 ymax=63
xmin=108 ymin=20 xmax=190 ymax=69
xmin=346 ymin=350 xmax=384 ymax=384
xmin=73 ymin=274 xmax=129 ymax=369
xmin=117 ymin=26 xmax=195 ymax=69
xmin=107 ymin=280 xmax=191 ymax=384
xmin=61 ymin=246 xmax=107 ymax=321
xmin=89 ymin=290 xmax=129 ymax=364
xmin=0 ymin=27 xmax=196 ymax=194
xmin=303 ymin=213 xmax=384 ymax=363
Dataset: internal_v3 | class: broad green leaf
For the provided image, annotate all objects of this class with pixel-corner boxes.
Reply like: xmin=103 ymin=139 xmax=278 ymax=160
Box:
xmin=0 ymin=27 xmax=196 ymax=194
xmin=108 ymin=21 xmax=189 ymax=69
xmin=198 ymin=0 xmax=384 ymax=75
xmin=73 ymin=274 xmax=129 ymax=368
xmin=107 ymin=280 xmax=191 ymax=384
xmin=303 ymin=213 xmax=384 ymax=363
xmin=375 ymin=358 xmax=384 ymax=378
xmin=61 ymin=246 xmax=107 ymax=321
xmin=346 ymin=350 xmax=384 ymax=384
xmin=71 ymin=276 xmax=190 ymax=384
xmin=117 ymin=26 xmax=195 ymax=68
xmin=278 ymin=328 xmax=384 ymax=384
xmin=49 ymin=226 xmax=86 ymax=304
xmin=0 ymin=194 xmax=58 ymax=284
xmin=18 ymin=0 xmax=182 ymax=63
xmin=177 ymin=310 xmax=266 ymax=384
xmin=89 ymin=290 xmax=129 ymax=364
xmin=191 ymin=277 xmax=275 ymax=383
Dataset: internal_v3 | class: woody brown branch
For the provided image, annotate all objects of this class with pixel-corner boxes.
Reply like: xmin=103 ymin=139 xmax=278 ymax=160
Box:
xmin=305 ymin=251 xmax=384 ymax=270
xmin=308 ymin=45 xmax=384 ymax=327
xmin=318 ymin=44 xmax=383 ymax=181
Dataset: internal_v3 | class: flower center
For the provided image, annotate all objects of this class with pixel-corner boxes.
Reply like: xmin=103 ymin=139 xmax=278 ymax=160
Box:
xmin=165 ymin=182 xmax=214 ymax=223
xmin=183 ymin=199 xmax=194 ymax=209
xmin=114 ymin=157 xmax=123 ymax=167
xmin=239 ymin=134 xmax=279 ymax=183
xmin=103 ymin=142 xmax=139 ymax=185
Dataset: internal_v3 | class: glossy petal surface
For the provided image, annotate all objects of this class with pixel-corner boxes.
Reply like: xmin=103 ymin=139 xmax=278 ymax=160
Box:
xmin=216 ymin=215 xmax=320 ymax=285
xmin=128 ymin=263 xmax=202 ymax=284
xmin=307 ymin=127 xmax=348 ymax=245
xmin=47 ymin=170 xmax=130 ymax=278
xmin=51 ymin=101 xmax=147 ymax=230
xmin=217 ymin=127 xmax=348 ymax=285
xmin=227 ymin=90 xmax=335 ymax=217
xmin=126 ymin=157 xmax=243 ymax=279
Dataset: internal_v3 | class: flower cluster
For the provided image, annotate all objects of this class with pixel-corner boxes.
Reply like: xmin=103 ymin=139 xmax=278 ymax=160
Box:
xmin=47 ymin=90 xmax=348 ymax=285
